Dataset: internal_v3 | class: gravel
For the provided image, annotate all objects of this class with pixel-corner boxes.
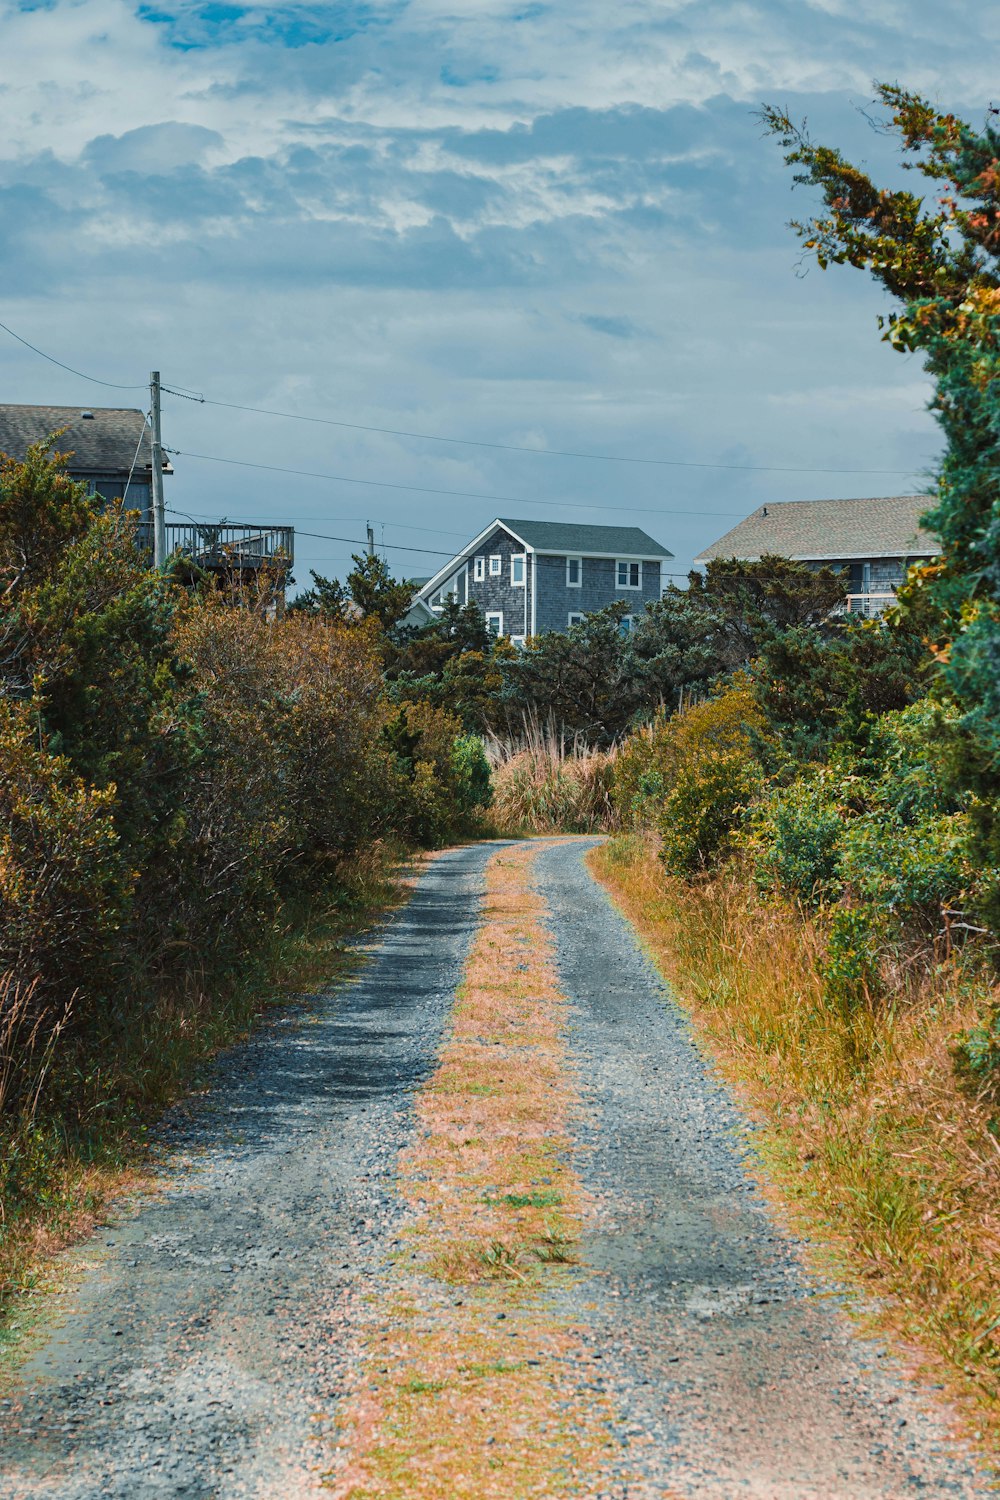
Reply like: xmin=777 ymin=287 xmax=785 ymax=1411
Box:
xmin=537 ymin=837 xmax=991 ymax=1498
xmin=0 ymin=844 xmax=497 ymax=1500
xmin=0 ymin=837 xmax=992 ymax=1498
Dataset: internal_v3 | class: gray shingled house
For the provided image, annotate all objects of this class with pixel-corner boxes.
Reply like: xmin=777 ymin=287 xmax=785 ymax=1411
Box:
xmin=414 ymin=518 xmax=673 ymax=642
xmin=693 ymin=495 xmax=940 ymax=616
xmin=0 ymin=404 xmax=168 ymax=528
xmin=0 ymin=403 xmax=294 ymax=579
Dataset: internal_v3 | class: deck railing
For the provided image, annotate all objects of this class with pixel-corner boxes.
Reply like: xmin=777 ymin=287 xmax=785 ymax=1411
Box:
xmin=138 ymin=522 xmax=294 ymax=569
xmin=845 ymin=592 xmax=898 ymax=618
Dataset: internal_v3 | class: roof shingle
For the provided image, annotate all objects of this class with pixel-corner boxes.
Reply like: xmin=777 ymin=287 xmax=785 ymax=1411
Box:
xmin=498 ymin=518 xmax=672 ymax=557
xmin=694 ymin=495 xmax=940 ymax=565
xmin=0 ymin=405 xmax=154 ymax=474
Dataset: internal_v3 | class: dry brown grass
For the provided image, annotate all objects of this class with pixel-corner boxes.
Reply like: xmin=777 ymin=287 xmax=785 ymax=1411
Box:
xmin=484 ymin=723 xmax=618 ymax=836
xmin=325 ymin=842 xmax=653 ymax=1500
xmin=591 ymin=833 xmax=1000 ymax=1455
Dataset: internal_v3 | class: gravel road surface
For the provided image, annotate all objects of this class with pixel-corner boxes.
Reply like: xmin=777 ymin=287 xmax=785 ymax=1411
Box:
xmin=0 ymin=845 xmax=497 ymax=1499
xmin=539 ymin=838 xmax=986 ymax=1497
xmin=0 ymin=838 xmax=989 ymax=1497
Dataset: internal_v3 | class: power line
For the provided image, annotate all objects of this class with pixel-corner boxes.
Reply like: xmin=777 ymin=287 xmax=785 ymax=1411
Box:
xmin=168 ymin=388 xmax=926 ymax=477
xmin=166 ymin=448 xmax=747 ymax=519
xmin=164 ymin=503 xmax=468 ymax=541
xmin=164 ymin=508 xmax=452 ymax=558
xmin=0 ymin=318 xmax=146 ymax=391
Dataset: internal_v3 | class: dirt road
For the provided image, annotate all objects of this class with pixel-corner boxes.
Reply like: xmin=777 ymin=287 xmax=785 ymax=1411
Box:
xmin=0 ymin=840 xmax=988 ymax=1497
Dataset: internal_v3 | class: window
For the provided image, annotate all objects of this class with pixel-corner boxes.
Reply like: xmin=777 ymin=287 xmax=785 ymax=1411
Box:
xmin=485 ymin=611 xmax=504 ymax=637
xmin=567 ymin=611 xmax=585 ymax=628
xmin=510 ymin=635 xmax=525 ymax=648
xmin=619 ymin=615 xmax=633 ymax=637
xmin=511 ymin=554 xmax=526 ymax=586
xmin=489 ymin=555 xmax=502 ymax=576
xmin=566 ymin=556 xmax=582 ymax=587
xmin=616 ymin=560 xmax=642 ymax=589
xmin=473 ymin=556 xmax=485 ymax=581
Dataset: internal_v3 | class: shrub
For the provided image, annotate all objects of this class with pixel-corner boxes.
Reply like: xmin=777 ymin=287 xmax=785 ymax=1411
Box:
xmin=0 ymin=700 xmax=132 ymax=1008
xmin=749 ymin=771 xmax=844 ymax=907
xmin=637 ymin=689 xmax=772 ymax=875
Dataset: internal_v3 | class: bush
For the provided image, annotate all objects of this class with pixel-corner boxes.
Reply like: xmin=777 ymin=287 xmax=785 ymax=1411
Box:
xmin=616 ymin=688 xmax=772 ymax=875
xmin=749 ymin=771 xmax=844 ymax=907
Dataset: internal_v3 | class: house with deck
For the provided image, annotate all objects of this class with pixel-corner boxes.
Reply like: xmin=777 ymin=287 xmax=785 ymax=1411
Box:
xmin=0 ymin=404 xmax=293 ymax=581
xmin=413 ymin=518 xmax=674 ymax=642
xmin=693 ymin=495 xmax=940 ymax=616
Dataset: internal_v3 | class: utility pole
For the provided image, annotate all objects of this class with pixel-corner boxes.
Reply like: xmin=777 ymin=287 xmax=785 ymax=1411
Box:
xmin=366 ymin=521 xmax=375 ymax=559
xmin=150 ymin=370 xmax=166 ymax=569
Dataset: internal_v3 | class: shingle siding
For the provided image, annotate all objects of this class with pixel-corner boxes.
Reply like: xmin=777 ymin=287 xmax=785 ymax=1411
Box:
xmin=534 ymin=554 xmax=661 ymax=632
xmin=454 ymin=525 xmax=532 ymax=638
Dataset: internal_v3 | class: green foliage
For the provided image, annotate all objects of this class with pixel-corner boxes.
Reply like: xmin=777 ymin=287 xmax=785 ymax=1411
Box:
xmin=290 ymin=553 xmax=415 ymax=631
xmin=749 ymin=770 xmax=844 ymax=906
xmin=763 ymin=84 xmax=1000 ymax=924
xmin=613 ymin=689 xmax=772 ymax=875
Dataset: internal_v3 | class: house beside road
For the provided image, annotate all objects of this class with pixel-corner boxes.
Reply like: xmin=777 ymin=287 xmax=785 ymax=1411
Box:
xmin=694 ymin=494 xmax=940 ymax=616
xmin=413 ymin=517 xmax=674 ymax=643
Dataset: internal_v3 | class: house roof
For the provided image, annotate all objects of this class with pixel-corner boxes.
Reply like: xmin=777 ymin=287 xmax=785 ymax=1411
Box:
xmin=693 ymin=495 xmax=940 ymax=565
xmin=497 ymin=518 xmax=673 ymax=558
xmin=415 ymin=515 xmax=673 ymax=602
xmin=0 ymin=405 xmax=159 ymax=474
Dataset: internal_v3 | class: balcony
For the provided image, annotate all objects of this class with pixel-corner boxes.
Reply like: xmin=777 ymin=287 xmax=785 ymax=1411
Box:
xmin=139 ymin=521 xmax=294 ymax=572
xmin=845 ymin=592 xmax=897 ymax=618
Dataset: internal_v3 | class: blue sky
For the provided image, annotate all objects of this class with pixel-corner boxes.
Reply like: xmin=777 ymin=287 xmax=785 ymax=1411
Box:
xmin=0 ymin=0 xmax=995 ymax=587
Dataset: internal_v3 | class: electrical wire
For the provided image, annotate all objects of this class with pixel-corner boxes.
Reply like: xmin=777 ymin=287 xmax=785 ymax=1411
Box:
xmin=164 ymin=508 xmax=453 ymax=558
xmin=121 ymin=411 xmax=152 ymax=507
xmin=164 ymin=503 xmax=468 ymax=541
xmin=165 ymin=448 xmax=747 ymax=519
xmin=0 ymin=319 xmax=146 ymax=391
xmin=166 ymin=388 xmax=927 ymax=477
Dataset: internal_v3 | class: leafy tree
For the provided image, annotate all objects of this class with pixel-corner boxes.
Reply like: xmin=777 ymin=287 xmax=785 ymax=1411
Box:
xmin=763 ymin=85 xmax=1000 ymax=911
xmin=500 ymin=603 xmax=637 ymax=744
xmin=291 ymin=554 xmax=415 ymax=631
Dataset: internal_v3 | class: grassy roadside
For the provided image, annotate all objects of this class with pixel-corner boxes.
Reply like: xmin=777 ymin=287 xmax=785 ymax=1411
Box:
xmin=590 ymin=833 xmax=1000 ymax=1456
xmin=0 ymin=842 xmax=416 ymax=1344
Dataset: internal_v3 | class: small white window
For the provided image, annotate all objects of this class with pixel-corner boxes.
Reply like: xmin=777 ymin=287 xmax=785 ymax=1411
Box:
xmin=485 ymin=611 xmax=504 ymax=636
xmin=617 ymin=560 xmax=641 ymax=589
xmin=619 ymin=615 xmax=634 ymax=637
xmin=511 ymin=554 xmax=526 ymax=586
xmin=566 ymin=556 xmax=582 ymax=587
xmin=510 ymin=635 xmax=525 ymax=648
xmin=473 ymin=556 xmax=485 ymax=581
xmin=567 ymin=611 xmax=585 ymax=628
xmin=489 ymin=555 xmax=502 ymax=576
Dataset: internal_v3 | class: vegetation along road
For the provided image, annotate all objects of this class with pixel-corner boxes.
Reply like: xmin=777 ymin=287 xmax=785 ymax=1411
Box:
xmin=0 ymin=840 xmax=989 ymax=1498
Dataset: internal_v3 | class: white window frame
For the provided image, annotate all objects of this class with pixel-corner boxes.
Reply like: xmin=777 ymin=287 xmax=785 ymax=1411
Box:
xmin=489 ymin=555 xmax=502 ymax=576
xmin=567 ymin=611 xmax=585 ymax=628
xmin=616 ymin=559 xmax=642 ymax=589
xmin=473 ymin=556 xmax=485 ymax=581
xmin=510 ymin=635 xmax=525 ymax=648
xmin=566 ymin=555 xmax=582 ymax=588
xmin=511 ymin=553 xmax=526 ymax=587
xmin=485 ymin=611 xmax=504 ymax=637
xmin=619 ymin=614 xmax=634 ymax=637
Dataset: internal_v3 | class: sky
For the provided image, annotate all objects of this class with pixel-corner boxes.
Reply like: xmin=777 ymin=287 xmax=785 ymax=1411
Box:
xmin=0 ymin=0 xmax=996 ymax=591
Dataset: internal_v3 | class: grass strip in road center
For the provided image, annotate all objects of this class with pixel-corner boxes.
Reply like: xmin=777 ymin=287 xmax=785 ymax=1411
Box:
xmin=323 ymin=842 xmax=636 ymax=1499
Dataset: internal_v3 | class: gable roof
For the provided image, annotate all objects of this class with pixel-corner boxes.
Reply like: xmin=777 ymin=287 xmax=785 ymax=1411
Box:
xmin=693 ymin=495 xmax=940 ymax=565
xmin=497 ymin=518 xmax=672 ymax=558
xmin=415 ymin=515 xmax=673 ymax=602
xmin=0 ymin=405 xmax=159 ymax=475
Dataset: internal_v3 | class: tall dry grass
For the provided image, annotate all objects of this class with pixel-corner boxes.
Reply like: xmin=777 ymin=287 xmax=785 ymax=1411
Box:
xmin=484 ymin=719 xmax=619 ymax=835
xmin=591 ymin=833 xmax=1000 ymax=1449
